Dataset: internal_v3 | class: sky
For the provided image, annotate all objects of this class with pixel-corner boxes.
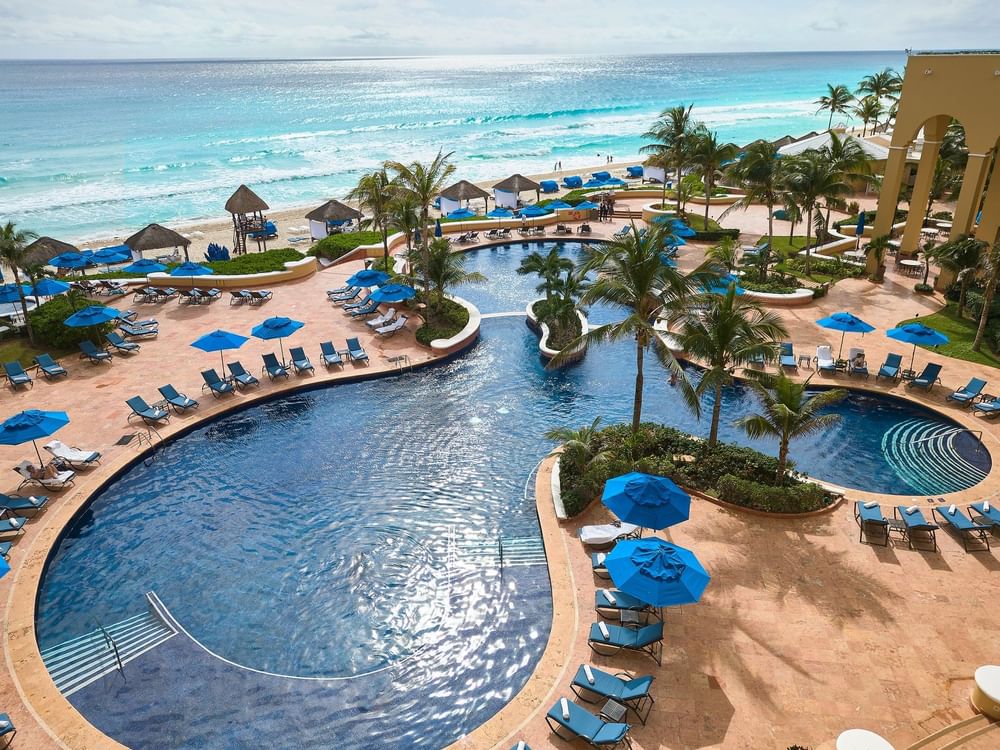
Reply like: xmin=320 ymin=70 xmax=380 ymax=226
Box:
xmin=0 ymin=0 xmax=997 ymax=58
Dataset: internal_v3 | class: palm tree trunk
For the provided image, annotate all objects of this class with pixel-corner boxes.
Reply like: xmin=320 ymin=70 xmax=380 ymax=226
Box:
xmin=381 ymin=224 xmax=390 ymax=269
xmin=708 ymin=382 xmax=722 ymax=446
xmin=776 ymin=439 xmax=789 ymax=483
xmin=703 ymin=176 xmax=711 ymax=227
xmin=631 ymin=339 xmax=644 ymax=433
xmin=804 ymin=207 xmax=814 ymax=276
xmin=958 ymin=277 xmax=969 ymax=318
xmin=661 ymin=174 xmax=668 ymax=212
xmin=675 ymin=159 xmax=683 ymax=213
xmin=764 ymin=206 xmax=775 ymax=282
xmin=828 ymin=110 xmax=834 ymax=130
xmin=973 ymin=269 xmax=998 ymax=351
xmin=11 ymin=267 xmax=34 ymax=344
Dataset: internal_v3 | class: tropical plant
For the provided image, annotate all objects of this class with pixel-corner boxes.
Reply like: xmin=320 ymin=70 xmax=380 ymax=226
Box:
xmin=676 ymin=283 xmax=788 ymax=446
xmin=346 ymin=169 xmax=396 ymax=268
xmin=866 ymin=233 xmax=892 ymax=282
xmin=706 ymin=236 xmax=739 ymax=272
xmin=973 ymin=239 xmax=1000 ymax=352
xmin=736 ymin=373 xmax=847 ymax=482
xmin=544 ymin=417 xmax=611 ymax=477
xmin=852 ymin=95 xmax=883 ymax=137
xmin=387 ymin=190 xmax=421 ymax=253
xmin=407 ymin=237 xmax=486 ymax=315
xmin=935 ymin=235 xmax=988 ymax=316
xmin=641 ymin=104 xmax=695 ymax=212
xmin=815 ymin=83 xmax=854 ymax=130
xmin=783 ymin=153 xmax=848 ymax=275
xmin=0 ymin=221 xmax=39 ymax=343
xmin=941 ymin=120 xmax=969 ymax=170
xmin=551 ymin=223 xmax=716 ymax=432
xmin=925 ymin=158 xmax=961 ymax=218
xmin=688 ymin=128 xmax=738 ymax=226
xmin=517 ymin=246 xmax=574 ymax=302
xmin=722 ymin=140 xmax=783 ymax=277
xmin=855 ymin=68 xmax=902 ymax=132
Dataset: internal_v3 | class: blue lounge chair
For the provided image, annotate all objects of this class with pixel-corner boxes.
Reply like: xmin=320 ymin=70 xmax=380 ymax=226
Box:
xmin=848 ymin=349 xmax=869 ymax=378
xmin=328 ymin=286 xmax=360 ymax=302
xmin=591 ymin=552 xmax=611 ymax=579
xmin=594 ymin=588 xmax=658 ymax=619
xmin=289 ymin=346 xmax=314 ymax=375
xmin=592 ymin=171 xmax=612 ymax=181
xmin=562 ymin=175 xmax=583 ymax=189
xmin=934 ymin=505 xmax=991 ymax=552
xmin=227 ymin=361 xmax=260 ymax=389
xmin=327 ymin=283 xmax=353 ymax=297
xmin=126 ymin=396 xmax=169 ymax=425
xmin=3 ymin=361 xmax=33 ymax=389
xmin=261 ymin=353 xmax=290 ymax=380
xmin=343 ymin=292 xmax=374 ymax=311
xmin=117 ymin=321 xmax=158 ymax=338
xmin=611 ymin=225 xmax=631 ymax=239
xmin=894 ymin=505 xmax=939 ymax=551
xmin=158 ymin=384 xmax=199 ymax=412
xmin=907 ymin=363 xmax=942 ymax=390
xmin=345 ymin=338 xmax=369 ymax=363
xmin=201 ymin=369 xmax=234 ymax=397
xmin=570 ymin=664 xmax=654 ymax=724
xmin=588 ymin=621 xmax=663 ymax=665
xmin=0 ymin=493 xmax=48 ymax=516
xmin=877 ymin=353 xmax=903 ymax=381
xmin=626 ymin=166 xmax=644 ymax=178
xmin=197 ymin=287 xmax=221 ymax=301
xmin=854 ymin=501 xmax=889 ymax=546
xmin=779 ymin=342 xmax=797 ymax=368
xmin=34 ymin=353 xmax=67 ymax=379
xmin=968 ymin=501 xmax=1000 ymax=530
xmin=972 ymin=398 xmax=1000 ymax=417
xmin=0 ymin=711 xmax=16 ymax=747
xmin=0 ymin=513 xmax=28 ymax=537
xmin=105 ymin=331 xmax=140 ymax=353
xmin=349 ymin=299 xmax=380 ymax=317
xmin=539 ymin=179 xmax=559 ymax=193
xmin=545 ymin=698 xmax=631 ymax=749
xmin=249 ymin=290 xmax=272 ymax=304
xmin=947 ymin=377 xmax=987 ymax=405
xmin=320 ymin=341 xmax=344 ymax=368
xmin=0 ymin=542 xmax=11 ymax=559
xmin=229 ymin=290 xmax=252 ymax=305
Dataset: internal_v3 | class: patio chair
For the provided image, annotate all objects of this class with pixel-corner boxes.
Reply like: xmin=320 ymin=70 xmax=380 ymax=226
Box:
xmin=201 ymin=369 xmax=235 ymax=397
xmin=877 ymin=353 xmax=903 ymax=381
xmin=99 ymin=280 xmax=127 ymax=295
xmin=158 ymin=384 xmax=199 ymax=412
xmin=779 ymin=342 xmax=797 ymax=369
xmin=261 ymin=353 xmax=290 ymax=380
xmin=33 ymin=353 xmax=68 ymax=379
xmin=118 ymin=321 xmax=158 ymax=338
xmin=348 ymin=298 xmax=380 ymax=317
xmin=126 ymin=396 xmax=170 ymax=424
xmin=0 ymin=542 xmax=10 ymax=560
xmin=227 ymin=361 xmax=260 ymax=389
xmin=591 ymin=552 xmax=612 ymax=579
xmin=346 ymin=338 xmax=369 ymax=363
xmin=545 ymin=698 xmax=632 ymax=749
xmin=612 ymin=225 xmax=631 ymax=239
xmin=177 ymin=289 xmax=200 ymax=304
xmin=540 ymin=180 xmax=559 ymax=193
xmin=848 ymin=347 xmax=869 ymax=378
xmin=972 ymin=397 xmax=1000 ymax=417
xmin=376 ymin=316 xmax=408 ymax=336
xmin=854 ymin=500 xmax=889 ymax=546
xmin=570 ymin=664 xmax=654 ymax=725
xmin=320 ymin=341 xmax=344 ymax=368
xmin=907 ymin=363 xmax=943 ymax=390
xmin=229 ymin=290 xmax=252 ymax=305
xmin=0 ymin=492 xmax=49 ymax=515
xmin=248 ymin=290 xmax=272 ymax=304
xmin=934 ymin=505 xmax=991 ymax=552
xmin=0 ymin=712 xmax=15 ymax=748
xmin=0 ymin=512 xmax=28 ymax=538
xmin=44 ymin=440 xmax=100 ymax=468
xmin=894 ymin=505 xmax=939 ymax=551
xmin=579 ymin=522 xmax=640 ymax=547
xmin=328 ymin=286 xmax=360 ymax=302
xmin=3 ymin=361 xmax=33 ymax=389
xmin=105 ymin=331 xmax=140 ymax=354
xmin=814 ymin=345 xmax=837 ymax=374
xmin=366 ymin=308 xmax=396 ymax=329
xmin=947 ymin=377 xmax=987 ymax=405
xmin=968 ymin=501 xmax=1000 ymax=530
xmin=594 ymin=588 xmax=658 ymax=620
xmin=289 ymin=346 xmax=315 ymax=375
xmin=154 ymin=287 xmax=178 ymax=300
xmin=578 ymin=224 xmax=593 ymax=235
xmin=14 ymin=460 xmax=75 ymax=491
xmin=588 ymin=620 xmax=664 ymax=665
xmin=343 ymin=292 xmax=373 ymax=310
xmin=197 ymin=287 xmax=221 ymax=301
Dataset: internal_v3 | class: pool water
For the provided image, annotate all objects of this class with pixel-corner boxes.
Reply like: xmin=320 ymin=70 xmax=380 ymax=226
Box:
xmin=36 ymin=242 xmax=990 ymax=749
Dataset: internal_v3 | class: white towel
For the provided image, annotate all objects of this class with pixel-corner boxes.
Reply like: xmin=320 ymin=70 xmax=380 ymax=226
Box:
xmin=560 ymin=697 xmax=570 ymax=720
xmin=9 ymin=519 xmax=20 ymax=528
xmin=906 ymin=505 xmax=918 ymax=514
xmin=30 ymin=496 xmax=40 ymax=504
xmin=595 ymin=553 xmax=606 ymax=564
xmin=948 ymin=504 xmax=957 ymax=514
xmin=517 ymin=742 xmax=525 ymax=750
xmin=601 ymin=589 xmax=617 ymax=605
xmin=863 ymin=501 xmax=878 ymax=509
xmin=985 ymin=501 xmax=991 ymax=512
xmin=598 ymin=621 xmax=610 ymax=639
xmin=0 ymin=720 xmax=8 ymax=729
xmin=584 ymin=665 xmax=595 ymax=685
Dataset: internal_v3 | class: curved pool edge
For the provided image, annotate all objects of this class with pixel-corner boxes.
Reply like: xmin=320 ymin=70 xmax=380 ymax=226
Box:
xmin=4 ymin=310 xmax=483 ymax=750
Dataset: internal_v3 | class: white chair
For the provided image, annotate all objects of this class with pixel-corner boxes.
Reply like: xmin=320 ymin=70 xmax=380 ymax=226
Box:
xmin=14 ymin=460 xmax=76 ymax=491
xmin=579 ymin=522 xmax=641 ymax=546
xmin=375 ymin=316 xmax=408 ymax=336
xmin=366 ymin=308 xmax=396 ymax=329
xmin=815 ymin=345 xmax=837 ymax=374
xmin=44 ymin=440 xmax=101 ymax=469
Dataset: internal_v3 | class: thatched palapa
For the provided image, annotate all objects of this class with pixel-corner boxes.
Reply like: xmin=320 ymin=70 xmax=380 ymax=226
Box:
xmin=305 ymin=200 xmax=362 ymax=223
xmin=439 ymin=180 xmax=490 ymax=202
xmin=23 ymin=237 xmax=79 ymax=267
xmin=225 ymin=184 xmax=269 ymax=215
xmin=492 ymin=174 xmax=541 ymax=194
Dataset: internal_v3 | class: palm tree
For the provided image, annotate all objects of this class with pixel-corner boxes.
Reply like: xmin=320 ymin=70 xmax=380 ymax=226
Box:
xmin=385 ymin=150 xmax=456 ymax=296
xmin=641 ymin=104 xmax=695 ymax=212
xmin=388 ymin=190 xmax=421 ymax=255
xmin=0 ymin=221 xmax=39 ymax=344
xmin=783 ymin=153 xmax=847 ymax=276
xmin=819 ymin=131 xmax=872 ymax=218
xmin=517 ymin=246 xmax=574 ymax=302
xmin=934 ymin=235 xmax=988 ymax=316
xmin=722 ymin=140 xmax=783 ymax=277
xmin=408 ymin=237 xmax=486 ymax=315
xmin=551 ymin=223 xmax=714 ymax=432
xmin=855 ymin=68 xmax=901 ymax=132
xmin=544 ymin=417 xmax=611 ymax=495
xmin=925 ymin=158 xmax=960 ymax=218
xmin=688 ymin=129 xmax=738 ymax=226
xmin=676 ymin=284 xmax=788 ymax=446
xmin=852 ymin=96 xmax=883 ymax=137
xmin=706 ymin=236 xmax=739 ymax=272
xmin=815 ymin=84 xmax=854 ymax=130
xmin=346 ymin=169 xmax=396 ymax=268
xmin=866 ymin=233 xmax=892 ymax=282
xmin=973 ymin=239 xmax=1000 ymax=352
xmin=736 ymin=373 xmax=847 ymax=482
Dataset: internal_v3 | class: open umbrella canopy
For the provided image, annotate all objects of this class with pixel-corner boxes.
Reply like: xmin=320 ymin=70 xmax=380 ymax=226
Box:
xmin=817 ymin=312 xmax=876 ymax=359
xmin=887 ymin=322 xmax=950 ymax=370
xmin=49 ymin=252 xmax=95 ymax=270
xmin=487 ymin=208 xmax=513 ymax=218
xmin=0 ymin=409 xmax=70 ymax=465
xmin=63 ymin=305 xmax=120 ymax=327
xmin=664 ymin=234 xmax=687 ymax=248
xmin=252 ymin=316 xmax=304 ymax=341
xmin=651 ymin=214 xmax=679 ymax=225
xmin=573 ymin=200 xmax=599 ymax=210
xmin=671 ymin=221 xmax=697 ymax=238
xmin=346 ymin=269 xmax=390 ymax=287
xmin=547 ymin=200 xmax=573 ymax=210
xmin=606 ymin=538 xmax=710 ymax=607
xmin=519 ymin=205 xmax=551 ymax=218
xmin=170 ymin=262 xmax=213 ymax=277
xmin=601 ymin=472 xmax=690 ymax=530
xmin=94 ymin=245 xmax=132 ymax=262
xmin=446 ymin=208 xmax=478 ymax=220
xmin=0 ymin=284 xmax=33 ymax=304
xmin=124 ymin=258 xmax=167 ymax=274
xmin=192 ymin=329 xmax=249 ymax=370
xmin=602 ymin=177 xmax=627 ymax=187
xmin=370 ymin=283 xmax=416 ymax=304
xmin=582 ymin=179 xmax=606 ymax=188
xmin=0 ymin=556 xmax=9 ymax=580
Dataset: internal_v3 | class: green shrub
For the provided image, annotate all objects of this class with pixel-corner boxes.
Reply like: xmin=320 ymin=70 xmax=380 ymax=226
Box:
xmin=914 ymin=283 xmax=934 ymax=294
xmin=716 ymin=474 xmax=828 ymax=513
xmin=740 ymin=279 xmax=804 ymax=295
xmin=834 ymin=209 xmax=907 ymax=230
xmin=783 ymin=256 xmax=866 ymax=281
xmin=532 ymin=299 xmax=582 ymax=350
xmin=28 ymin=295 xmax=116 ymax=350
xmin=415 ymin=297 xmax=469 ymax=346
xmin=931 ymin=210 xmax=953 ymax=220
xmin=308 ymin=231 xmax=382 ymax=261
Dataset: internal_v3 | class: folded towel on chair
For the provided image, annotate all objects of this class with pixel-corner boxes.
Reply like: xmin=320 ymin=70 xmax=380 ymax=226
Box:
xmin=864 ymin=501 xmax=877 ymax=509
xmin=948 ymin=504 xmax=957 ymax=514
xmin=584 ymin=665 xmax=595 ymax=684
xmin=985 ymin=501 xmax=992 ymax=511
xmin=601 ymin=589 xmax=617 ymax=605
xmin=560 ymin=698 xmax=570 ymax=720
xmin=906 ymin=505 xmax=918 ymax=514
xmin=598 ymin=622 xmax=610 ymax=639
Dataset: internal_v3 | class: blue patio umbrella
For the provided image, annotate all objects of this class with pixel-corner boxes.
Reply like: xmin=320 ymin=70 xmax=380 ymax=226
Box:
xmin=123 ymin=258 xmax=167 ymax=275
xmin=487 ymin=207 xmax=513 ymax=218
xmin=0 ymin=284 xmax=32 ymax=304
xmin=434 ymin=219 xmax=443 ymax=238
xmin=547 ymin=200 xmax=573 ymax=210
xmin=661 ymin=254 xmax=677 ymax=268
xmin=573 ymin=200 xmax=599 ymax=211
xmin=602 ymin=177 xmax=627 ymax=187
xmin=0 ymin=556 xmax=9 ymax=580
xmin=887 ymin=322 xmax=950 ymax=371
xmin=29 ymin=278 xmax=71 ymax=298
xmin=519 ymin=205 xmax=551 ymax=218
xmin=816 ymin=311 xmax=876 ymax=359
xmin=664 ymin=234 xmax=687 ymax=248
xmin=93 ymin=245 xmax=132 ymax=263
xmin=447 ymin=208 xmax=478 ymax=220
xmin=191 ymin=328 xmax=249 ymax=371
xmin=49 ymin=252 xmax=95 ymax=271
xmin=171 ymin=261 xmax=214 ymax=288
xmin=370 ymin=283 xmax=416 ymax=304
xmin=606 ymin=538 xmax=710 ymax=608
xmin=346 ymin=269 xmax=390 ymax=287
xmin=651 ymin=214 xmax=678 ymax=225
xmin=855 ymin=211 xmax=866 ymax=242
xmin=64 ymin=304 xmax=120 ymax=328
xmin=251 ymin=316 xmax=304 ymax=363
xmin=582 ymin=179 xmax=606 ymax=188
xmin=0 ymin=409 xmax=70 ymax=465
xmin=671 ymin=221 xmax=697 ymax=238
xmin=601 ymin=472 xmax=690 ymax=530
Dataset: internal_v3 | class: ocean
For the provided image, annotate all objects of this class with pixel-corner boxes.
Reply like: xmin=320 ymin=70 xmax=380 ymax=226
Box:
xmin=0 ymin=51 xmax=904 ymax=241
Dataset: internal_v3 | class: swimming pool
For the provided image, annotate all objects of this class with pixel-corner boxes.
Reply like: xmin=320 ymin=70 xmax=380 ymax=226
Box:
xmin=36 ymin=242 xmax=990 ymax=749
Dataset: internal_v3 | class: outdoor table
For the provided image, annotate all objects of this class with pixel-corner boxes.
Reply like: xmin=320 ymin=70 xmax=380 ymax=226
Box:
xmin=619 ymin=609 xmax=642 ymax=627
xmin=836 ymin=729 xmax=895 ymax=750
xmin=599 ymin=699 xmax=628 ymax=724
xmin=797 ymin=354 xmax=812 ymax=369
xmin=843 ymin=250 xmax=866 ymax=261
xmin=901 ymin=369 xmax=917 ymax=381
xmin=972 ymin=665 xmax=1000 ymax=720
xmin=899 ymin=259 xmax=923 ymax=276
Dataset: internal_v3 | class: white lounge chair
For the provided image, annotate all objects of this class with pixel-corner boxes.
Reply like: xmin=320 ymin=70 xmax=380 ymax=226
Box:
xmin=848 ymin=347 xmax=869 ymax=378
xmin=814 ymin=345 xmax=837 ymax=374
xmin=14 ymin=460 xmax=76 ymax=491
xmin=44 ymin=440 xmax=101 ymax=469
xmin=366 ymin=307 xmax=397 ymax=329
xmin=375 ymin=316 xmax=408 ymax=336
xmin=579 ymin=522 xmax=641 ymax=546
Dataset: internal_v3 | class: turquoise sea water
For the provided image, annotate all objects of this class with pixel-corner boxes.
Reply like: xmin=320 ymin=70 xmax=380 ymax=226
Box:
xmin=0 ymin=52 xmax=904 ymax=240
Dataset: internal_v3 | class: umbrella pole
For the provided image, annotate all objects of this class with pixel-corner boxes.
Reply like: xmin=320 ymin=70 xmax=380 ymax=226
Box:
xmin=220 ymin=351 xmax=226 ymax=374
xmin=33 ymin=440 xmax=44 ymax=467
xmin=279 ymin=339 xmax=285 ymax=365
xmin=838 ymin=330 xmax=846 ymax=361
xmin=910 ymin=344 xmax=917 ymax=373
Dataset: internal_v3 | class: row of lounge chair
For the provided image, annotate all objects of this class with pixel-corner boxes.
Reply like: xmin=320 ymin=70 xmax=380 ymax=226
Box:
xmin=855 ymin=500 xmax=1000 ymax=553
xmin=456 ymin=232 xmax=480 ymax=243
xmin=72 ymin=279 xmax=127 ymax=296
xmin=228 ymin=289 xmax=273 ymax=305
xmin=484 ymin=228 xmax=512 ymax=240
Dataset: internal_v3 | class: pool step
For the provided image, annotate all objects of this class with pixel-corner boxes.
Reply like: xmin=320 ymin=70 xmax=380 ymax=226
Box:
xmin=882 ymin=418 xmax=988 ymax=495
xmin=40 ymin=598 xmax=177 ymax=697
xmin=907 ymin=713 xmax=997 ymax=749
xmin=452 ymin=535 xmax=547 ymax=567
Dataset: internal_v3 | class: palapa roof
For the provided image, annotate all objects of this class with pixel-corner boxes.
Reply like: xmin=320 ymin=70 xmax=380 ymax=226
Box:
xmin=492 ymin=174 xmax=541 ymax=194
xmin=225 ymin=184 xmax=269 ymax=214
xmin=23 ymin=236 xmax=79 ymax=267
xmin=124 ymin=223 xmax=191 ymax=251
xmin=439 ymin=180 xmax=490 ymax=202
xmin=305 ymin=199 xmax=362 ymax=223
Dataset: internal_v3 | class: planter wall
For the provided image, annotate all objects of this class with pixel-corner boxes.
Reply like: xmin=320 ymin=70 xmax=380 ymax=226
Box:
xmin=526 ymin=299 xmax=588 ymax=365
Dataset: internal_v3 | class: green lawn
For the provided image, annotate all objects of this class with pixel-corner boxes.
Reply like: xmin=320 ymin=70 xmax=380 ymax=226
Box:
xmin=898 ymin=305 xmax=1000 ymax=369
xmin=0 ymin=337 xmax=72 ymax=367
xmin=768 ymin=236 xmax=810 ymax=257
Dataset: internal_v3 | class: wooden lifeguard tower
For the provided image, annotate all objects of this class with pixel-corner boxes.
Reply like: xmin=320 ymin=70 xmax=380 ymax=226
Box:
xmin=225 ymin=185 xmax=270 ymax=256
